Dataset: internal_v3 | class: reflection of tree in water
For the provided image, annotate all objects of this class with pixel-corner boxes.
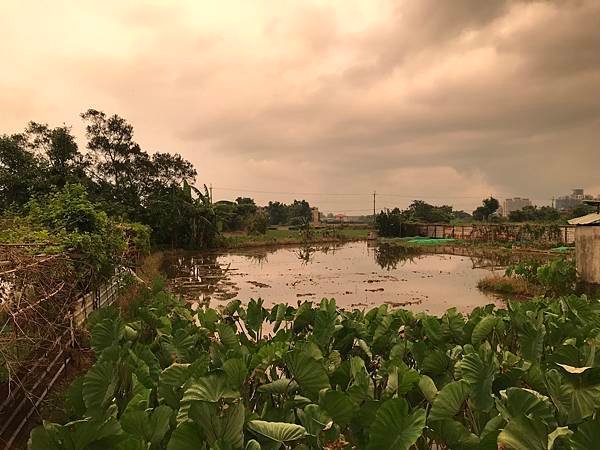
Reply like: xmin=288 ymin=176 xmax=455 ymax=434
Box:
xmin=296 ymin=245 xmax=317 ymax=264
xmin=374 ymin=244 xmax=422 ymax=270
xmin=295 ymin=243 xmax=343 ymax=264
xmin=242 ymin=251 xmax=270 ymax=266
xmin=163 ymin=252 xmax=236 ymax=304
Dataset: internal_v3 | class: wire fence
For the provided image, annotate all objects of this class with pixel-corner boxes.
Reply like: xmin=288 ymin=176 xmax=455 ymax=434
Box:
xmin=0 ymin=273 xmax=122 ymax=450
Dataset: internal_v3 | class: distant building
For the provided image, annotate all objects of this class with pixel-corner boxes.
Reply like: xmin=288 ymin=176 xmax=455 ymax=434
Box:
xmin=501 ymin=197 xmax=532 ymax=217
xmin=555 ymin=189 xmax=594 ymax=211
xmin=311 ymin=207 xmax=320 ymax=224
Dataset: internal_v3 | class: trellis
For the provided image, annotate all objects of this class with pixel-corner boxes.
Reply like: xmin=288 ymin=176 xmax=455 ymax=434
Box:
xmin=0 ymin=245 xmax=122 ymax=449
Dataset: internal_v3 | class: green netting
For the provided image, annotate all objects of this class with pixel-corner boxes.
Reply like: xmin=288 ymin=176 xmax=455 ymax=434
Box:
xmin=550 ymin=246 xmax=574 ymax=253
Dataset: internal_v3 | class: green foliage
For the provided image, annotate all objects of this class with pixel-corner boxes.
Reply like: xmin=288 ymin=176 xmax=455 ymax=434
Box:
xmin=473 ymin=196 xmax=500 ymax=221
xmin=375 ymin=209 xmax=403 ymax=237
xmin=506 ymin=258 xmax=576 ymax=297
xmin=29 ymin=284 xmax=600 ymax=449
xmin=508 ymin=205 xmax=562 ymax=223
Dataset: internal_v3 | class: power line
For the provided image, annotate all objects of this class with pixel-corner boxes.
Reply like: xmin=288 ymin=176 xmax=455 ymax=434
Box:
xmin=212 ymin=186 xmax=554 ymax=203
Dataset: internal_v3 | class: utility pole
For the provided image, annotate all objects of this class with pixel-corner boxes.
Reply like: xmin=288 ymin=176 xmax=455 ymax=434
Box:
xmin=209 ymin=184 xmax=213 ymax=204
xmin=373 ymin=191 xmax=376 ymax=222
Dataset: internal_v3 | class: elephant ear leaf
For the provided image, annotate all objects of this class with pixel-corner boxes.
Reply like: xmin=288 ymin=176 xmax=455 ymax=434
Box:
xmin=82 ymin=361 xmax=118 ymax=411
xmin=91 ymin=316 xmax=124 ymax=354
xmin=429 ymin=380 xmax=470 ymax=422
xmin=570 ymin=417 xmax=600 ymax=450
xmin=320 ymin=390 xmax=355 ymax=427
xmin=167 ymin=422 xmax=204 ymax=450
xmin=366 ymin=398 xmax=426 ymax=450
xmin=247 ymin=420 xmax=306 ymax=448
xmin=497 ymin=416 xmax=549 ymax=450
xmin=461 ymin=350 xmax=497 ymax=412
xmin=120 ymin=405 xmax=173 ymax=447
xmin=245 ymin=439 xmax=262 ymax=450
xmin=285 ymin=351 xmax=330 ymax=400
xmin=471 ymin=315 xmax=496 ymax=346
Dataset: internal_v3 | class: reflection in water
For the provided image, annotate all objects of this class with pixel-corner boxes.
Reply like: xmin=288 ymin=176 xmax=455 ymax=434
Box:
xmin=161 ymin=242 xmax=548 ymax=315
xmin=374 ymin=244 xmax=422 ymax=270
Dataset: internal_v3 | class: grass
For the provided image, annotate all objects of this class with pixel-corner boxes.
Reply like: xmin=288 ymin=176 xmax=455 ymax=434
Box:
xmin=477 ymin=275 xmax=541 ymax=298
xmin=220 ymin=227 xmax=371 ymax=249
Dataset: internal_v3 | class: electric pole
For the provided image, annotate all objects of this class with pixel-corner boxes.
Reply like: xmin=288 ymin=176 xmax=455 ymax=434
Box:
xmin=209 ymin=184 xmax=213 ymax=204
xmin=373 ymin=191 xmax=376 ymax=222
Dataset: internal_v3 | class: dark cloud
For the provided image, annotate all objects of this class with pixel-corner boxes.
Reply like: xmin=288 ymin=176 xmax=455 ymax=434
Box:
xmin=1 ymin=0 xmax=599 ymax=211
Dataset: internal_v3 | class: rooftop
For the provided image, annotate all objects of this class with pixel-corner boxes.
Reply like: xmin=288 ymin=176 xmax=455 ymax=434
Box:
xmin=568 ymin=213 xmax=600 ymax=225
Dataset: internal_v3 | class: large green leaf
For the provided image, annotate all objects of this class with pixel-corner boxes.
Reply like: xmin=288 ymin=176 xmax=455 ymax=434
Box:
xmin=497 ymin=416 xmax=549 ymax=450
xmin=313 ymin=298 xmax=337 ymax=350
xmin=247 ymin=420 xmax=306 ymax=448
xmin=496 ymin=388 xmax=556 ymax=426
xmin=158 ymin=363 xmax=191 ymax=409
xmin=217 ymin=323 xmax=241 ymax=351
xmin=285 ymin=351 xmax=330 ymax=400
xmin=91 ymin=317 xmax=124 ymax=354
xmin=167 ymin=422 xmax=205 ymax=450
xmin=191 ymin=401 xmax=245 ymax=449
xmin=418 ymin=375 xmax=438 ymax=403
xmin=460 ymin=350 xmax=497 ymax=411
xmin=257 ymin=378 xmax=299 ymax=395
xmin=120 ymin=405 xmax=173 ymax=448
xmin=82 ymin=360 xmax=118 ymax=411
xmin=223 ymin=358 xmax=248 ymax=389
xmin=367 ymin=398 xmax=426 ymax=450
xmin=570 ymin=417 xmax=600 ymax=450
xmin=518 ymin=311 xmax=545 ymax=362
xmin=182 ymin=375 xmax=239 ymax=403
xmin=471 ymin=315 xmax=496 ymax=346
xmin=320 ymin=390 xmax=354 ymax=427
xmin=29 ymin=417 xmax=125 ymax=450
xmin=429 ymin=380 xmax=470 ymax=422
xmin=545 ymin=367 xmax=600 ymax=424
xmin=429 ymin=418 xmax=480 ymax=450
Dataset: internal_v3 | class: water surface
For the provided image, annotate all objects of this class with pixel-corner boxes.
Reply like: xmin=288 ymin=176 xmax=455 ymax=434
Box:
xmin=161 ymin=242 xmax=515 ymax=315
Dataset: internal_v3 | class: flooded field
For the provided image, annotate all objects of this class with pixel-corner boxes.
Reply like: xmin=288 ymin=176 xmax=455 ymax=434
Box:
xmin=158 ymin=241 xmax=542 ymax=315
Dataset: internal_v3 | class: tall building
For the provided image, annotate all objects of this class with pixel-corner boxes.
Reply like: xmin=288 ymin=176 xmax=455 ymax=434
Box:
xmin=502 ymin=197 xmax=532 ymax=217
xmin=555 ymin=189 xmax=593 ymax=210
xmin=311 ymin=207 xmax=320 ymax=224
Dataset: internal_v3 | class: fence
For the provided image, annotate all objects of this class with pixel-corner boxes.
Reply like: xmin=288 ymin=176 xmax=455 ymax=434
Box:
xmin=0 ymin=273 xmax=122 ymax=449
xmin=409 ymin=223 xmax=575 ymax=245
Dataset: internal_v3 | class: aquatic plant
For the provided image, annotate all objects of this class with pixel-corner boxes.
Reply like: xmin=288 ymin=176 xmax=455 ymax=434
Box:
xmin=29 ymin=282 xmax=600 ymax=449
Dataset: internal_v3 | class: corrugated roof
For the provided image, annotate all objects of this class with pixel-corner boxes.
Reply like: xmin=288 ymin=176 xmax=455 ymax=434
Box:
xmin=568 ymin=213 xmax=600 ymax=225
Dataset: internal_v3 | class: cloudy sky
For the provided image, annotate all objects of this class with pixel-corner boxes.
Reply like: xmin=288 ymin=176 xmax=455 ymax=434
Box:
xmin=2 ymin=0 xmax=599 ymax=214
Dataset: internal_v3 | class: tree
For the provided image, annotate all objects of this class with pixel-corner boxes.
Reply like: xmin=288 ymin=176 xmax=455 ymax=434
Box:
xmin=508 ymin=205 xmax=561 ymax=223
xmin=569 ymin=203 xmax=595 ymax=219
xmin=0 ymin=134 xmax=42 ymax=209
xmin=375 ymin=209 xmax=403 ymax=237
xmin=150 ymin=152 xmax=197 ymax=188
xmin=267 ymin=201 xmax=289 ymax=225
xmin=473 ymin=197 xmax=499 ymax=221
xmin=405 ymin=200 xmax=453 ymax=223
xmin=81 ymin=109 xmax=145 ymax=206
xmin=289 ymin=200 xmax=311 ymax=222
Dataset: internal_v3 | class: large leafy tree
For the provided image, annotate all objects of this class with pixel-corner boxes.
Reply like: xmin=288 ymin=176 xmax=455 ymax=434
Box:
xmin=0 ymin=134 xmax=42 ymax=209
xmin=473 ymin=196 xmax=500 ymax=221
xmin=24 ymin=121 xmax=89 ymax=187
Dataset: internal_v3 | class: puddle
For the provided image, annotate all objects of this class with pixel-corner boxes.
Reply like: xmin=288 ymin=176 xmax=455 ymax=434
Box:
xmin=160 ymin=242 xmax=538 ymax=315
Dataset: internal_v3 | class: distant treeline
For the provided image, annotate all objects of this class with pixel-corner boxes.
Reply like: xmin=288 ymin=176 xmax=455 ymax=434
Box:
xmin=375 ymin=197 xmax=593 ymax=237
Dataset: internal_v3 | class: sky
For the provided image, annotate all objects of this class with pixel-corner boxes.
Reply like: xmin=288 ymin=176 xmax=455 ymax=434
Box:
xmin=1 ymin=0 xmax=599 ymax=214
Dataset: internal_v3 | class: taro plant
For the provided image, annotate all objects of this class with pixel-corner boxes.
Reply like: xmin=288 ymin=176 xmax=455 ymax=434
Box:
xmin=29 ymin=281 xmax=600 ymax=449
